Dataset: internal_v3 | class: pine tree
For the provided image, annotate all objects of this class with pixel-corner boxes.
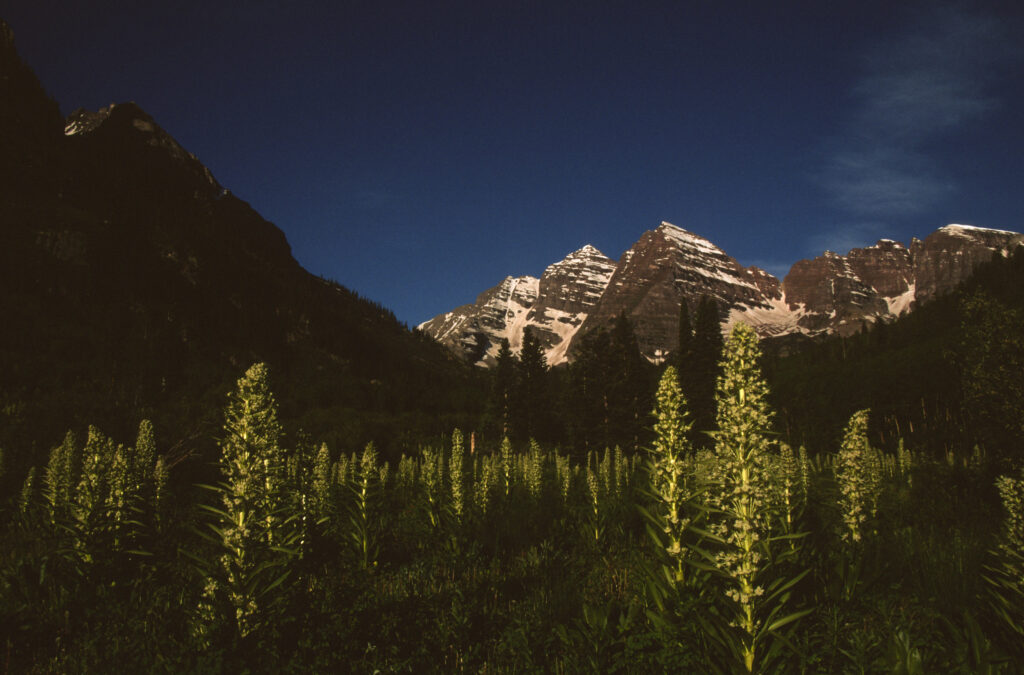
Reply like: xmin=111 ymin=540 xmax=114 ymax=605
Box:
xmin=607 ymin=314 xmax=649 ymax=450
xmin=675 ymin=298 xmax=694 ymax=372
xmin=568 ymin=328 xmax=612 ymax=455
xmin=691 ymin=296 xmax=724 ymax=447
xmin=514 ymin=327 xmax=549 ymax=441
xmin=493 ymin=338 xmax=516 ymax=438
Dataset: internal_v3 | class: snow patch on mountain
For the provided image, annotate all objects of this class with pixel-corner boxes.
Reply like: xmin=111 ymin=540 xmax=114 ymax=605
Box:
xmin=727 ymin=296 xmax=809 ymax=337
xmin=941 ymin=223 xmax=1018 ymax=237
xmin=885 ymin=283 xmax=916 ymax=316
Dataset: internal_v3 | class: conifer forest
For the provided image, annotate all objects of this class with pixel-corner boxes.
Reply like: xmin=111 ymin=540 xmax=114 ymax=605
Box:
xmin=2 ymin=251 xmax=1024 ymax=673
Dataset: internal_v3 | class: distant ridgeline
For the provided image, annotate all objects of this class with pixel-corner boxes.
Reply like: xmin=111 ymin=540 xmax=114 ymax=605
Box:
xmin=420 ymin=221 xmax=1022 ymax=367
xmin=0 ymin=19 xmax=484 ymax=481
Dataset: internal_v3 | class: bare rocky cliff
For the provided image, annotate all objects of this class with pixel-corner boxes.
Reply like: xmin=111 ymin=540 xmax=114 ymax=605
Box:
xmin=421 ymin=221 xmax=1022 ymax=365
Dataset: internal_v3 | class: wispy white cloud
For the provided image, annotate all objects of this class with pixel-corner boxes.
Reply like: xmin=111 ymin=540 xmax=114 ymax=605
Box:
xmin=821 ymin=5 xmax=1019 ymax=219
xmin=852 ymin=7 xmax=1010 ymax=144
xmin=824 ymin=148 xmax=953 ymax=216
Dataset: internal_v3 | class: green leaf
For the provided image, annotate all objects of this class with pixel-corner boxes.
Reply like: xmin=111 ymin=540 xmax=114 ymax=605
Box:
xmin=766 ymin=607 xmax=812 ymax=633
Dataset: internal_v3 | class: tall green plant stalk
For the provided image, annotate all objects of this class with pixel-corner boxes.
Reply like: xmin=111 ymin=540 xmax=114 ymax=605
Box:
xmin=707 ymin=323 xmax=808 ymax=673
xmin=586 ymin=465 xmax=602 ymax=544
xmin=73 ymin=426 xmax=116 ymax=564
xmin=350 ymin=442 xmax=379 ymax=570
xmin=44 ymin=430 xmax=79 ymax=525
xmin=524 ymin=439 xmax=544 ymax=503
xmin=19 ymin=466 xmax=36 ymax=514
xmin=774 ymin=444 xmax=801 ymax=546
xmin=474 ymin=453 xmax=496 ymax=516
xmin=193 ymin=363 xmax=298 ymax=647
xmin=500 ymin=437 xmax=514 ymax=498
xmin=312 ymin=442 xmax=333 ymax=521
xmin=421 ymin=446 xmax=444 ymax=530
xmin=645 ymin=366 xmax=695 ymax=587
xmin=986 ymin=467 xmax=1024 ymax=650
xmin=556 ymin=453 xmax=572 ymax=504
xmin=835 ymin=409 xmax=882 ymax=544
xmin=614 ymin=446 xmax=628 ymax=500
xmin=450 ymin=429 xmax=465 ymax=522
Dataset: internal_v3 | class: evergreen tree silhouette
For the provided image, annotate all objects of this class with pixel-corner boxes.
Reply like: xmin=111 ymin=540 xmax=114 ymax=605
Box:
xmin=690 ymin=296 xmax=723 ymax=448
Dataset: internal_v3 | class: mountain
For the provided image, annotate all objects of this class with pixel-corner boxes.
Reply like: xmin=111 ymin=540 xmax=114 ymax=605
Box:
xmin=0 ymin=19 xmax=480 ymax=472
xmin=576 ymin=223 xmax=781 ymax=361
xmin=420 ymin=221 xmax=1023 ymax=365
xmin=418 ymin=245 xmax=616 ymax=366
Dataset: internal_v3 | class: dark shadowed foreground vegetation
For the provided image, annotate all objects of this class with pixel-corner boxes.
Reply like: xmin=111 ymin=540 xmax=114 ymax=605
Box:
xmin=3 ymin=320 xmax=1023 ymax=673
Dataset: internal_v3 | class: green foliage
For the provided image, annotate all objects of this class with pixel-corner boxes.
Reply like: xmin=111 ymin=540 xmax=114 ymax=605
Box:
xmin=192 ymin=362 xmax=299 ymax=649
xmin=986 ymin=467 xmax=1024 ymax=652
xmin=769 ymin=249 xmax=1024 ymax=463
xmin=350 ymin=442 xmax=380 ymax=570
xmin=705 ymin=322 xmax=808 ymax=673
xmin=568 ymin=315 xmax=653 ymax=455
xmin=3 ymin=353 xmax=1022 ymax=671
xmin=513 ymin=327 xmax=552 ymax=441
xmin=957 ymin=293 xmax=1024 ymax=460
xmin=421 ymin=445 xmax=444 ymax=529
xmin=688 ymin=296 xmax=724 ymax=446
xmin=500 ymin=436 xmax=514 ymax=499
xmin=835 ymin=409 xmax=883 ymax=544
xmin=44 ymin=429 xmax=78 ymax=524
xmin=524 ymin=438 xmax=544 ymax=502
xmin=492 ymin=338 xmax=516 ymax=438
xmin=18 ymin=465 xmax=35 ymax=513
xmin=450 ymin=428 xmax=466 ymax=521
xmin=646 ymin=366 xmax=695 ymax=585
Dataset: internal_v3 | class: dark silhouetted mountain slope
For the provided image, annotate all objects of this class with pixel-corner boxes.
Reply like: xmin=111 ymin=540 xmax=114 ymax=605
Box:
xmin=0 ymin=19 xmax=482 ymax=474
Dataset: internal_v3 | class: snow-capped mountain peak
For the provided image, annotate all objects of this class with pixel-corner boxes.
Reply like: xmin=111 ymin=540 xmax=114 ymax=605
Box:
xmin=420 ymin=221 xmax=1023 ymax=366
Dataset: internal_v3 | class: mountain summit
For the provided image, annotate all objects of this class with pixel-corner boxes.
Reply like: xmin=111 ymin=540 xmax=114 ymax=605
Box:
xmin=418 ymin=243 xmax=617 ymax=366
xmin=420 ymin=221 xmax=1023 ymax=365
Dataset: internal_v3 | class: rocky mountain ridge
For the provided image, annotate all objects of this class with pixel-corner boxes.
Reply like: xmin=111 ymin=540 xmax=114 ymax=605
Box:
xmin=0 ymin=18 xmax=477 ymax=462
xmin=420 ymin=222 xmax=1023 ymax=365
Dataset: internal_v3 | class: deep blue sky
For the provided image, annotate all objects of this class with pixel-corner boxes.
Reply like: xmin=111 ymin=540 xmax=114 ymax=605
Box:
xmin=6 ymin=1 xmax=1024 ymax=326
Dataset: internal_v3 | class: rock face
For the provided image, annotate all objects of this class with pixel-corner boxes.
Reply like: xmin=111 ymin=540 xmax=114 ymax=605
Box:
xmin=911 ymin=225 xmax=1024 ymax=304
xmin=418 ymin=275 xmax=540 ymax=366
xmin=418 ymin=244 xmax=616 ymax=366
xmin=421 ymin=221 xmax=1023 ymax=364
xmin=527 ymin=245 xmax=617 ymax=364
xmin=765 ymin=226 xmax=1023 ymax=337
xmin=576 ymin=223 xmax=778 ymax=360
xmin=780 ymin=248 xmax=897 ymax=336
